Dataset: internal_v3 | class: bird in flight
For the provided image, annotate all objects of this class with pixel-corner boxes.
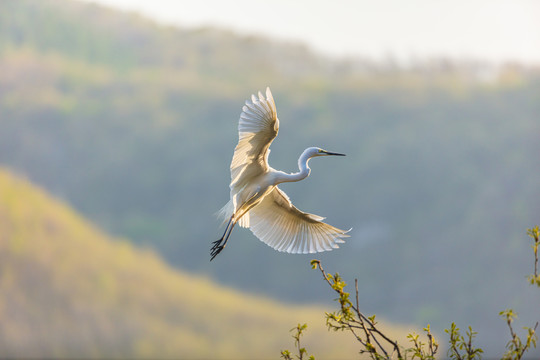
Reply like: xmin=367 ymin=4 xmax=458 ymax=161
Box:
xmin=211 ymin=87 xmax=349 ymax=260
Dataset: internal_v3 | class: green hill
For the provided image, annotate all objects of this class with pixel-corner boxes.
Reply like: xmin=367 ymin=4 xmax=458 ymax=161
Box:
xmin=1 ymin=0 xmax=539 ymax=356
xmin=0 ymin=168 xmax=416 ymax=358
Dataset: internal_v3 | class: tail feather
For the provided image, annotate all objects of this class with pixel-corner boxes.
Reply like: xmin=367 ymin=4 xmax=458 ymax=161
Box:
xmin=216 ymin=200 xmax=250 ymax=228
xmin=216 ymin=201 xmax=234 ymax=225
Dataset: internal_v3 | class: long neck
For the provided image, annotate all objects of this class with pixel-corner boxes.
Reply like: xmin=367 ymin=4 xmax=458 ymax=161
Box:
xmin=275 ymin=150 xmax=312 ymax=184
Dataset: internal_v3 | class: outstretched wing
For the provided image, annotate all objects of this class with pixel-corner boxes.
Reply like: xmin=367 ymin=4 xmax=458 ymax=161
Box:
xmin=230 ymin=87 xmax=279 ymax=190
xmin=248 ymin=187 xmax=349 ymax=254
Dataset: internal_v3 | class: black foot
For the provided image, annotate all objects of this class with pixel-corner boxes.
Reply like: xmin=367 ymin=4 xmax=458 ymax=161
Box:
xmin=210 ymin=238 xmax=225 ymax=261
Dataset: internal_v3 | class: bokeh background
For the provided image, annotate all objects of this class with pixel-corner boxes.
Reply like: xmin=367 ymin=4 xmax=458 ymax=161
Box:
xmin=0 ymin=0 xmax=539 ymax=358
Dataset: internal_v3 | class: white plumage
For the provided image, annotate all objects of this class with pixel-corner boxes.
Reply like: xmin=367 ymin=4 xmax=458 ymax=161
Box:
xmin=211 ymin=87 xmax=349 ymax=260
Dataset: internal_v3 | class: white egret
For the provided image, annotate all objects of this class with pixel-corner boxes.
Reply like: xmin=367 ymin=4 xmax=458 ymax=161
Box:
xmin=211 ymin=87 xmax=349 ymax=260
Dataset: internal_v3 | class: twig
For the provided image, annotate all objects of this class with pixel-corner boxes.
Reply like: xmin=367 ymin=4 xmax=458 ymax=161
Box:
xmin=312 ymin=260 xmax=402 ymax=359
xmin=527 ymin=226 xmax=540 ymax=286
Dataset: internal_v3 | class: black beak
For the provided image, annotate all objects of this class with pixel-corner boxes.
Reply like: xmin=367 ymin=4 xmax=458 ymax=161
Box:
xmin=325 ymin=151 xmax=346 ymax=156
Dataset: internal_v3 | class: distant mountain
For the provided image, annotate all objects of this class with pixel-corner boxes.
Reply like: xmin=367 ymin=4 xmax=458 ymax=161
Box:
xmin=1 ymin=167 xmax=410 ymax=358
xmin=0 ymin=0 xmax=539 ymax=356
xmin=0 ymin=0 xmax=335 ymax=85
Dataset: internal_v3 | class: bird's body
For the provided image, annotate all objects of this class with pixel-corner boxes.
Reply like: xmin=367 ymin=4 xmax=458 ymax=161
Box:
xmin=211 ymin=88 xmax=349 ymax=260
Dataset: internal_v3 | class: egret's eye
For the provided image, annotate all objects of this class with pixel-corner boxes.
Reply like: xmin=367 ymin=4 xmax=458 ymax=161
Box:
xmin=318 ymin=149 xmax=323 ymax=153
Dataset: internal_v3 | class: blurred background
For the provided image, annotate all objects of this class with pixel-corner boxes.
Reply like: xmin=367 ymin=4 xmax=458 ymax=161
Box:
xmin=0 ymin=0 xmax=539 ymax=358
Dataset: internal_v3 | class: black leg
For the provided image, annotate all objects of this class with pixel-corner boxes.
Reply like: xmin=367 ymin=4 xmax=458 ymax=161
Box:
xmin=211 ymin=217 xmax=236 ymax=261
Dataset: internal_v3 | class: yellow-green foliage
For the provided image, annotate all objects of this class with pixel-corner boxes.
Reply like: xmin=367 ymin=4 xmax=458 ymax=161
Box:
xmin=0 ymin=168 xmax=412 ymax=359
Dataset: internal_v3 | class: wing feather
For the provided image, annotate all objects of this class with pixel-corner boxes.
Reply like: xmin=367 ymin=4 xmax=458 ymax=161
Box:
xmin=230 ymin=88 xmax=278 ymax=190
xmin=248 ymin=187 xmax=349 ymax=254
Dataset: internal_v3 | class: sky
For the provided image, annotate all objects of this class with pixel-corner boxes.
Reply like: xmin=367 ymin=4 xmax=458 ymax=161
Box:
xmin=78 ymin=0 xmax=540 ymax=65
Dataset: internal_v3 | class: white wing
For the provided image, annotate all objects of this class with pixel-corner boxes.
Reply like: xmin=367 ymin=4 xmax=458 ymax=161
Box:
xmin=229 ymin=87 xmax=278 ymax=191
xmin=248 ymin=187 xmax=349 ymax=254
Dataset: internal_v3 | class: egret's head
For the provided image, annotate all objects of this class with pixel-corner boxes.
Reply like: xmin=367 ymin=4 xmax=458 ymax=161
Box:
xmin=305 ymin=147 xmax=346 ymax=158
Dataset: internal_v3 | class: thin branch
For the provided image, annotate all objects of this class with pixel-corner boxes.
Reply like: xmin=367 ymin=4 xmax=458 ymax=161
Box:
xmin=355 ymin=279 xmax=372 ymax=346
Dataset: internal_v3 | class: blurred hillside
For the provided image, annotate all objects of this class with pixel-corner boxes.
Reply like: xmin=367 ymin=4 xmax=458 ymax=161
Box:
xmin=0 ymin=168 xmax=398 ymax=358
xmin=1 ymin=0 xmax=539 ymax=355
